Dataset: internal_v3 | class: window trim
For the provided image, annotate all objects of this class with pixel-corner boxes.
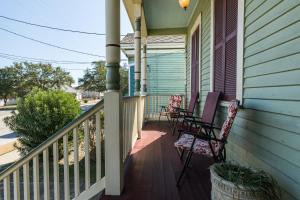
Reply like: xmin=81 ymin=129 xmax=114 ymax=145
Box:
xmin=210 ymin=0 xmax=245 ymax=106
xmin=189 ymin=13 xmax=202 ymax=100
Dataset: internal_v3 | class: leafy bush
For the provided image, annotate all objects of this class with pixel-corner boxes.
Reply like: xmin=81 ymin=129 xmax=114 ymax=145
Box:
xmin=83 ymin=99 xmax=88 ymax=103
xmin=4 ymin=89 xmax=80 ymax=154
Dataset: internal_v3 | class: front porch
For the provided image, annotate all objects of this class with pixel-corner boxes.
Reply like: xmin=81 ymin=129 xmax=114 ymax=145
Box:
xmin=102 ymin=121 xmax=212 ymax=200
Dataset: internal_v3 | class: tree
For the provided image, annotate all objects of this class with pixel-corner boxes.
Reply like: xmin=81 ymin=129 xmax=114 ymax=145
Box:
xmin=15 ymin=62 xmax=74 ymax=96
xmin=0 ymin=67 xmax=19 ymax=105
xmin=4 ymin=89 xmax=80 ymax=154
xmin=78 ymin=61 xmax=106 ymax=92
xmin=0 ymin=62 xmax=75 ymax=99
xmin=78 ymin=61 xmax=128 ymax=95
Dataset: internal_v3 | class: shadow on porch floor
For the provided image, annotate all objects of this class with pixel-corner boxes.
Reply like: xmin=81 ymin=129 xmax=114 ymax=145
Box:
xmin=101 ymin=121 xmax=213 ymax=200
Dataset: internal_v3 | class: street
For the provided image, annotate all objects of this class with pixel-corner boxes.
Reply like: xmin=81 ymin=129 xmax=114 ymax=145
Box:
xmin=0 ymin=110 xmax=17 ymax=147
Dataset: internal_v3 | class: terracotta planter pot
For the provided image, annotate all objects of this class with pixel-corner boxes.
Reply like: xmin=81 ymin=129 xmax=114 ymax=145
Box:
xmin=210 ymin=167 xmax=263 ymax=200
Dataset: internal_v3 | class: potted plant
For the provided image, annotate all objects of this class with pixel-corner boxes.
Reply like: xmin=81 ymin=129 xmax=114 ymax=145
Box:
xmin=210 ymin=162 xmax=281 ymax=200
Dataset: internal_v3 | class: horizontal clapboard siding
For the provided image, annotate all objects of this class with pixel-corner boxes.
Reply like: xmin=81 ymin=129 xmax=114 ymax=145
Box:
xmin=147 ymin=52 xmax=186 ymax=95
xmin=223 ymin=1 xmax=300 ymax=199
xmin=186 ymin=0 xmax=300 ymax=199
xmin=186 ymin=0 xmax=211 ymax=113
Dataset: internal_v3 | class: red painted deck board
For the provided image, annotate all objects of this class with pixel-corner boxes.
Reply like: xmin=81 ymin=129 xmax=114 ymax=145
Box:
xmin=101 ymin=121 xmax=212 ymax=200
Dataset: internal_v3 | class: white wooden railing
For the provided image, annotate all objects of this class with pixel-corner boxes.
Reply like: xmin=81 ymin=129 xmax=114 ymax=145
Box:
xmin=0 ymin=100 xmax=105 ymax=200
xmin=144 ymin=94 xmax=186 ymax=120
xmin=121 ymin=96 xmax=145 ymax=162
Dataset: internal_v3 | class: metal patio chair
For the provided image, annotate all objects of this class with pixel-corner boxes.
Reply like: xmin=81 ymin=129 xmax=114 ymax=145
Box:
xmin=171 ymin=92 xmax=199 ymax=135
xmin=174 ymin=100 xmax=240 ymax=186
xmin=158 ymin=95 xmax=182 ymax=128
xmin=176 ymin=91 xmax=221 ymax=139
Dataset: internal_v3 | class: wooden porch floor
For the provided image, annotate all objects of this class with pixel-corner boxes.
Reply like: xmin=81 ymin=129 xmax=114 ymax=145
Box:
xmin=101 ymin=121 xmax=213 ymax=200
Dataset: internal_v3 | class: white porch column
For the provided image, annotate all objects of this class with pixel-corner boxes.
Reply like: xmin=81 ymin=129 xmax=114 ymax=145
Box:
xmin=141 ymin=44 xmax=147 ymax=95
xmin=104 ymin=0 xmax=123 ymax=195
xmin=134 ymin=3 xmax=142 ymax=96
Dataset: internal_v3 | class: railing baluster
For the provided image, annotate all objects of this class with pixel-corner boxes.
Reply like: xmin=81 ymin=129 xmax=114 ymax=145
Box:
xmin=0 ymin=101 xmax=107 ymax=200
xmin=33 ymin=156 xmax=40 ymax=200
xmin=43 ymin=149 xmax=50 ymax=200
xmin=96 ymin=112 xmax=101 ymax=181
xmin=84 ymin=119 xmax=90 ymax=189
xmin=73 ymin=128 xmax=80 ymax=197
xmin=23 ymin=163 xmax=30 ymax=200
xmin=53 ymin=142 xmax=60 ymax=200
xmin=13 ymin=170 xmax=20 ymax=200
xmin=63 ymin=135 xmax=70 ymax=200
xmin=4 ymin=176 xmax=10 ymax=200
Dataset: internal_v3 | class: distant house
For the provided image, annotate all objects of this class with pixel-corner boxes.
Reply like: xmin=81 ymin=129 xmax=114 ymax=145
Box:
xmin=81 ymin=91 xmax=103 ymax=99
xmin=121 ymin=33 xmax=186 ymax=97
xmin=0 ymin=98 xmax=16 ymax=106
xmin=61 ymin=85 xmax=82 ymax=100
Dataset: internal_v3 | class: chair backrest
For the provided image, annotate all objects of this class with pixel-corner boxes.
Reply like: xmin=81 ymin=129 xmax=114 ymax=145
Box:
xmin=213 ymin=100 xmax=239 ymax=158
xmin=201 ymin=92 xmax=221 ymax=124
xmin=218 ymin=100 xmax=239 ymax=141
xmin=187 ymin=92 xmax=199 ymax=113
xmin=167 ymin=95 xmax=182 ymax=113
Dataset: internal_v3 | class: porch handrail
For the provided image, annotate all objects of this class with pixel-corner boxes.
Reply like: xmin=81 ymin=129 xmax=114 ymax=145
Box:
xmin=0 ymin=99 xmax=105 ymax=200
xmin=0 ymin=99 xmax=104 ymax=180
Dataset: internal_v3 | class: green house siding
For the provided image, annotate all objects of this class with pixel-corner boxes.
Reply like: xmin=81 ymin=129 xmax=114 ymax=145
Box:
xmin=186 ymin=0 xmax=300 ymax=199
xmin=237 ymin=1 xmax=300 ymax=198
xmin=147 ymin=52 xmax=186 ymax=95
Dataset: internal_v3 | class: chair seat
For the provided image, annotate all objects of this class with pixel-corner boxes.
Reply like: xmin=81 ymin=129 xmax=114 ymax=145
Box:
xmin=174 ymin=134 xmax=217 ymax=157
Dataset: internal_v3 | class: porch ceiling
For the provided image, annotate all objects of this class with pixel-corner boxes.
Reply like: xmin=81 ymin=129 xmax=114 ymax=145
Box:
xmin=143 ymin=0 xmax=198 ymax=35
xmin=123 ymin=0 xmax=198 ymax=36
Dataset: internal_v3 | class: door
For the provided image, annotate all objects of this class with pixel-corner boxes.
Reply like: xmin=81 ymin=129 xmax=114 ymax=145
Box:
xmin=191 ymin=26 xmax=200 ymax=98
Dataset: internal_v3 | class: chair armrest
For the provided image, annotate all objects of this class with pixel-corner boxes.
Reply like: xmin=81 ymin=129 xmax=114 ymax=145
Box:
xmin=183 ymin=115 xmax=201 ymax=121
xmin=201 ymin=123 xmax=221 ymax=130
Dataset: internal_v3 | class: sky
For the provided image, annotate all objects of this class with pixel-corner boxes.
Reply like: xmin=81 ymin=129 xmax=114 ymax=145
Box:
xmin=0 ymin=0 xmax=133 ymax=86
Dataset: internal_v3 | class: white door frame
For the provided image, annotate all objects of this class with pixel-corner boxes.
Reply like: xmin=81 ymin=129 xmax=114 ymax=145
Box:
xmin=189 ymin=13 xmax=202 ymax=100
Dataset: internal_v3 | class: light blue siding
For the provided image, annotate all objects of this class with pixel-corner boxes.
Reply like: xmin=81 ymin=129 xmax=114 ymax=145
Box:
xmin=147 ymin=52 xmax=186 ymax=95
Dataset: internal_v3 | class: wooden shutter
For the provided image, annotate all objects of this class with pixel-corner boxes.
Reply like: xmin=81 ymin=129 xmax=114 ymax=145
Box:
xmin=214 ymin=0 xmax=237 ymax=101
xmin=191 ymin=27 xmax=200 ymax=98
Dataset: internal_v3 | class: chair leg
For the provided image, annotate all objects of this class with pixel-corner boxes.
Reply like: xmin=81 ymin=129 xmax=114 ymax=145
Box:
xmin=177 ymin=151 xmax=193 ymax=186
xmin=172 ymin=117 xmax=179 ymax=135
xmin=179 ymin=149 xmax=185 ymax=160
xmin=170 ymin=118 xmax=176 ymax=133
xmin=166 ymin=114 xmax=172 ymax=130
xmin=177 ymin=130 xmax=183 ymax=140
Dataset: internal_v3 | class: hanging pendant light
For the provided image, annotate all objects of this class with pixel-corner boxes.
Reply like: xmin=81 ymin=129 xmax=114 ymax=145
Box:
xmin=179 ymin=0 xmax=191 ymax=10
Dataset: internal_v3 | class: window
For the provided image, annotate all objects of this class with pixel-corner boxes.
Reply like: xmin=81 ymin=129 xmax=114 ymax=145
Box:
xmin=213 ymin=0 xmax=238 ymax=101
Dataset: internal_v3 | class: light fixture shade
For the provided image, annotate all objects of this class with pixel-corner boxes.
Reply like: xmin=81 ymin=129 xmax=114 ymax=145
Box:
xmin=179 ymin=0 xmax=191 ymax=9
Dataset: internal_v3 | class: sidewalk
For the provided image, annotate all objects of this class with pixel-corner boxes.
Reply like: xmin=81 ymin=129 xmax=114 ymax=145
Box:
xmin=0 ymin=150 xmax=20 ymax=169
xmin=0 ymin=110 xmax=17 ymax=156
